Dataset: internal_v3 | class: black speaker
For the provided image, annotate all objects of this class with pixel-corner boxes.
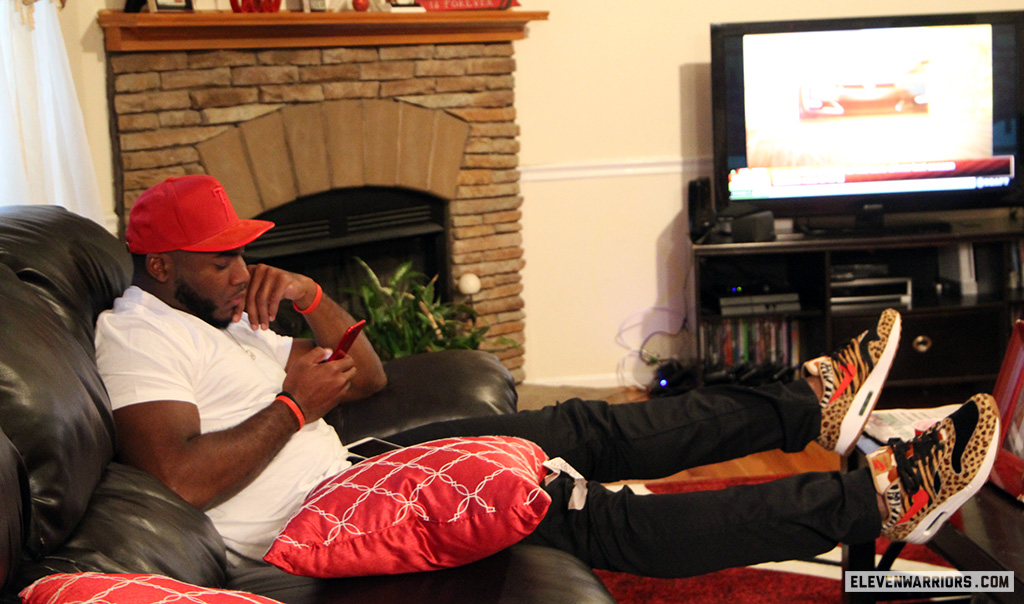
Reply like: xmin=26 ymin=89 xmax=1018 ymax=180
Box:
xmin=732 ymin=210 xmax=775 ymax=242
xmin=688 ymin=177 xmax=714 ymax=242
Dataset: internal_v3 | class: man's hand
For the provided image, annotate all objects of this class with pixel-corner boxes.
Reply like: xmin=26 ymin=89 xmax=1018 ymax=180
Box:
xmin=238 ymin=263 xmax=313 ymax=330
xmin=236 ymin=262 xmax=386 ymax=404
xmin=281 ymin=347 xmax=358 ymax=423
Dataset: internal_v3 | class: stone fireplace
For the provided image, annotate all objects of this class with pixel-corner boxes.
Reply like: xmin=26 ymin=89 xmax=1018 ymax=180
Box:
xmin=195 ymin=98 xmax=466 ymax=332
xmin=99 ymin=10 xmax=547 ymax=381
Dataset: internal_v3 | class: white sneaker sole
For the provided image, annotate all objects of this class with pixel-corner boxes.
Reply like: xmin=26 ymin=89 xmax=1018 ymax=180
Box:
xmin=835 ymin=312 xmax=902 ymax=456
xmin=902 ymin=411 xmax=1001 ymax=544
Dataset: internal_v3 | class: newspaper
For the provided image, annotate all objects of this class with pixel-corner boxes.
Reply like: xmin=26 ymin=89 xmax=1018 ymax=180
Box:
xmin=862 ymin=404 xmax=962 ymax=444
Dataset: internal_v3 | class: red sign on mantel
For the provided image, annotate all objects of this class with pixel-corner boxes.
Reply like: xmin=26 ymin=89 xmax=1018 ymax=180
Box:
xmin=414 ymin=0 xmax=520 ymax=10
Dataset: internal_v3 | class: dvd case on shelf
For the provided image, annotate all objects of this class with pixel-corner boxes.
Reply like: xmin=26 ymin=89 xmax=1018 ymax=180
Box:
xmin=699 ymin=315 xmax=801 ymax=376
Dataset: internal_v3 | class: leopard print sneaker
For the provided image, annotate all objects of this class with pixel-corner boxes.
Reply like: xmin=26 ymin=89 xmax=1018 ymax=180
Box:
xmin=870 ymin=393 xmax=1001 ymax=544
xmin=805 ymin=308 xmax=902 ymax=456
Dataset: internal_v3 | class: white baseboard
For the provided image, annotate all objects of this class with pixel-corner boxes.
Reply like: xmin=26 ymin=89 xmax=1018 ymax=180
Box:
xmin=522 ymin=373 xmax=622 ymax=389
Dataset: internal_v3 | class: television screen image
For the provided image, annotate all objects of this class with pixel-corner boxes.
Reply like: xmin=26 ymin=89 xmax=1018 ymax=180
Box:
xmin=711 ymin=12 xmax=1024 ymax=225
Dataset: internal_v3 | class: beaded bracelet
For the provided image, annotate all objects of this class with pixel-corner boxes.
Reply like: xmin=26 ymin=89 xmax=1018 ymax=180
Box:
xmin=275 ymin=391 xmax=305 ymax=431
xmin=292 ymin=283 xmax=322 ymax=315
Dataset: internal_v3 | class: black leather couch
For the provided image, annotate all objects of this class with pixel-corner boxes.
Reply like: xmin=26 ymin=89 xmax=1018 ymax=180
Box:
xmin=0 ymin=205 xmax=615 ymax=604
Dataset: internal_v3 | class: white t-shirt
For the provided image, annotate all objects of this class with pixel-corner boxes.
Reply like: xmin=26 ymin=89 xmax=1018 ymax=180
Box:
xmin=94 ymin=286 xmax=350 ymax=560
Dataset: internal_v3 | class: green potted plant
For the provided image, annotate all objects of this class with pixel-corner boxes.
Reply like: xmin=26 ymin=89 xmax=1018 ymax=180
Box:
xmin=349 ymin=258 xmax=492 ymax=361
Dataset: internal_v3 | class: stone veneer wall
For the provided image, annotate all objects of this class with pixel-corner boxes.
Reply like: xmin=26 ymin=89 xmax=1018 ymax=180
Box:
xmin=107 ymin=42 xmax=526 ymax=380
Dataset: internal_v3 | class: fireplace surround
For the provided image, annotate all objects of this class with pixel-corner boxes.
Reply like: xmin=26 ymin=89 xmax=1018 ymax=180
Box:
xmin=99 ymin=10 xmax=547 ymax=380
xmin=195 ymin=98 xmax=464 ymax=335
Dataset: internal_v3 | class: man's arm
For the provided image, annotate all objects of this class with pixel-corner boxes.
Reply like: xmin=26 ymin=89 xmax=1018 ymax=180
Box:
xmin=241 ymin=263 xmax=387 ymax=401
xmin=114 ymin=399 xmax=295 ymax=510
xmin=112 ymin=263 xmax=386 ymax=509
xmin=113 ymin=344 xmax=356 ymax=510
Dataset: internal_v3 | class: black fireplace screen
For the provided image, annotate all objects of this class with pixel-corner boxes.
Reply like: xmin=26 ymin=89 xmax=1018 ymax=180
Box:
xmin=246 ymin=186 xmax=450 ymax=337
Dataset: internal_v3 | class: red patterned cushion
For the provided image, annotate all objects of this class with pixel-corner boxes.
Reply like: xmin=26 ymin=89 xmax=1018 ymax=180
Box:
xmin=20 ymin=573 xmax=284 ymax=604
xmin=263 ymin=436 xmax=551 ymax=578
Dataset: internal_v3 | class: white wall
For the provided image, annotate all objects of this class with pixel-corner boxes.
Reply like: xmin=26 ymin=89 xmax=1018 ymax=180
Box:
xmin=58 ymin=0 xmax=119 ymax=231
xmin=515 ymin=0 xmax=1024 ymax=386
xmin=59 ymin=0 xmax=1024 ymax=385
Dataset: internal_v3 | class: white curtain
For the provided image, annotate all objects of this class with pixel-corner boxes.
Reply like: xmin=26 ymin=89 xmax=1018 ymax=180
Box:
xmin=0 ymin=0 xmax=104 ymax=222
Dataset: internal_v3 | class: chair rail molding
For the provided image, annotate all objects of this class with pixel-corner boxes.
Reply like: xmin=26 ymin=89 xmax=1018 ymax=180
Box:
xmin=521 ymin=156 xmax=711 ymax=183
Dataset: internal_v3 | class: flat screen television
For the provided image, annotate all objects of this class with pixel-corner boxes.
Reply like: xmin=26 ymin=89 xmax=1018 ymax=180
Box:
xmin=710 ymin=11 xmax=1024 ymax=235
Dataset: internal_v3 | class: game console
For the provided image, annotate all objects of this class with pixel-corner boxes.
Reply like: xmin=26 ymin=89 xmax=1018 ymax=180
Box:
xmin=830 ymin=277 xmax=912 ymax=308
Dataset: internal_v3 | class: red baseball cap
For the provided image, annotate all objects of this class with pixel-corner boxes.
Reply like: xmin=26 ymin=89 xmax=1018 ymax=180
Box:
xmin=126 ymin=175 xmax=274 ymax=254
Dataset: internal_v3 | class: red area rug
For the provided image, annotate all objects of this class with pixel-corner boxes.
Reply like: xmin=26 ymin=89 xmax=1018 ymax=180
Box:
xmin=595 ymin=566 xmax=840 ymax=604
xmin=593 ymin=475 xmax=952 ymax=604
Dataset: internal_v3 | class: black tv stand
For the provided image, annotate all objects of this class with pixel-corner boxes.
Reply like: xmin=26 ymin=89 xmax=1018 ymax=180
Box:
xmin=692 ymin=214 xmax=1024 ymax=414
xmin=796 ymin=204 xmax=951 ymax=239
xmin=797 ymin=220 xmax=952 ymax=239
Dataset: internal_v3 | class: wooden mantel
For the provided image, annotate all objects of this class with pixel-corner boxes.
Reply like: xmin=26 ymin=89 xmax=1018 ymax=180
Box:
xmin=97 ymin=9 xmax=548 ymax=52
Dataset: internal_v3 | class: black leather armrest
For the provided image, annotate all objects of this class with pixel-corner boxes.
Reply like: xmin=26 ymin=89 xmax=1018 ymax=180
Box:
xmin=325 ymin=350 xmax=517 ymax=444
xmin=0 ymin=428 xmax=26 ymax=594
xmin=12 ymin=463 xmax=227 ymax=592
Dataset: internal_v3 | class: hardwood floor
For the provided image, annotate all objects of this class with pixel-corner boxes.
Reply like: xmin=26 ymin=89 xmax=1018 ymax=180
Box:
xmin=646 ymin=444 xmax=840 ymax=485
xmin=605 ymin=385 xmax=840 ymax=483
xmin=516 ymin=384 xmax=841 ymax=485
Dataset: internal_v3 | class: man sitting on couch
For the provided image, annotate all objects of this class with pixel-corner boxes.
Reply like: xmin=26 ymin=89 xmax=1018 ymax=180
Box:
xmin=95 ymin=174 xmax=1001 ymax=578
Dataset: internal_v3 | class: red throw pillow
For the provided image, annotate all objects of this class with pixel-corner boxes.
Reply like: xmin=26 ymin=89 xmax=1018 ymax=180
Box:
xmin=20 ymin=573 xmax=285 ymax=604
xmin=263 ymin=436 xmax=551 ymax=578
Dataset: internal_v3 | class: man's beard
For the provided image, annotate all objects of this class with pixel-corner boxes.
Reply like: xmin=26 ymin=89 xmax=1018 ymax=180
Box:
xmin=174 ymin=279 xmax=232 ymax=329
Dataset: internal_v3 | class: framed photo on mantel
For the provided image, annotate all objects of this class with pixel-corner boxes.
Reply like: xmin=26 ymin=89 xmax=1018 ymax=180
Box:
xmin=123 ymin=0 xmax=193 ymax=12
xmin=124 ymin=0 xmax=193 ymax=11
xmin=151 ymin=0 xmax=194 ymax=11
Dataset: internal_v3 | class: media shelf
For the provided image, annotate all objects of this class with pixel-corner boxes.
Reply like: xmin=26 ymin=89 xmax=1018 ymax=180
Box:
xmin=693 ymin=215 xmax=1024 ymax=407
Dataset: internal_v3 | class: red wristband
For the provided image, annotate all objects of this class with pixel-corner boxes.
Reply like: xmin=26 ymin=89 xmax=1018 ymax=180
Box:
xmin=275 ymin=392 xmax=305 ymax=430
xmin=293 ymin=283 xmax=322 ymax=315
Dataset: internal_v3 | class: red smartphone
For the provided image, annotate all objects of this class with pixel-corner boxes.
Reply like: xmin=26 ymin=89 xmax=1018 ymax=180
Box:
xmin=326 ymin=320 xmax=366 ymax=362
